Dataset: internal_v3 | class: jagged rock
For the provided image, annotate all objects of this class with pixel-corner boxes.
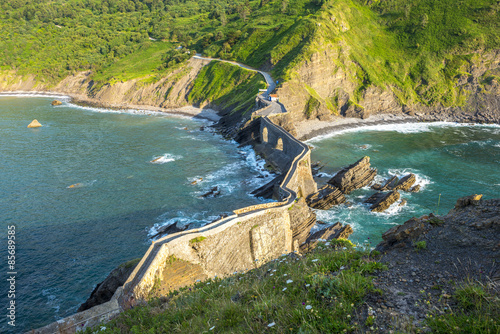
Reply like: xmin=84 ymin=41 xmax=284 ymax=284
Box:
xmin=394 ymin=174 xmax=416 ymax=191
xmin=27 ymin=119 xmax=42 ymax=128
xmin=409 ymin=184 xmax=421 ymax=193
xmin=376 ymin=217 xmax=428 ymax=252
xmin=328 ymin=156 xmax=377 ymax=194
xmin=306 ymin=184 xmax=346 ymax=210
xmin=289 ymin=197 xmax=317 ymax=247
xmin=200 ymin=186 xmax=221 ymax=198
xmin=251 ymin=174 xmax=285 ymax=199
xmin=399 ymin=199 xmax=407 ymax=206
xmin=371 ymin=183 xmax=382 ymax=191
xmin=311 ymin=162 xmax=325 ymax=177
xmin=380 ymin=176 xmax=398 ymax=191
xmin=78 ymin=258 xmax=140 ymax=312
xmin=151 ymin=221 xmax=189 ymax=238
xmin=366 ymin=190 xmax=400 ymax=212
xmin=51 ymin=100 xmax=62 ymax=106
xmin=300 ymin=222 xmax=353 ymax=253
xmin=455 ymin=194 xmax=483 ymax=208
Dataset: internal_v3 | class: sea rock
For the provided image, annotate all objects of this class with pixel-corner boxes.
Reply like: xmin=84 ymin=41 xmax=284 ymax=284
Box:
xmin=409 ymin=184 xmax=421 ymax=193
xmin=328 ymin=156 xmax=377 ymax=194
xmin=27 ymin=119 xmax=42 ymax=128
xmin=366 ymin=190 xmax=400 ymax=212
xmin=399 ymin=199 xmax=407 ymax=206
xmin=394 ymin=174 xmax=416 ymax=191
xmin=200 ymin=186 xmax=221 ymax=198
xmin=151 ymin=221 xmax=189 ymax=239
xmin=306 ymin=184 xmax=346 ymax=210
xmin=380 ymin=176 xmax=398 ymax=191
xmin=51 ymin=100 xmax=62 ymax=106
xmin=300 ymin=222 xmax=353 ymax=253
xmin=78 ymin=258 xmax=140 ymax=312
xmin=251 ymin=174 xmax=285 ymax=199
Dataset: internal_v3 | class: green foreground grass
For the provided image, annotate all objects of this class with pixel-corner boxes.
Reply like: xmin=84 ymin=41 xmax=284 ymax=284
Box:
xmin=86 ymin=238 xmax=499 ymax=333
xmin=90 ymin=240 xmax=386 ymax=333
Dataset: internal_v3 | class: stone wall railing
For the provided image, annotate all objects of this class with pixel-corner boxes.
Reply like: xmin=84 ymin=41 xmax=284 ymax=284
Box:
xmin=31 ymin=102 xmax=317 ymax=334
xmin=121 ymin=113 xmax=316 ymax=300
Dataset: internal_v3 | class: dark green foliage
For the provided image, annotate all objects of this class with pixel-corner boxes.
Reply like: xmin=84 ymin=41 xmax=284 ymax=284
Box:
xmin=0 ymin=0 xmax=322 ymax=84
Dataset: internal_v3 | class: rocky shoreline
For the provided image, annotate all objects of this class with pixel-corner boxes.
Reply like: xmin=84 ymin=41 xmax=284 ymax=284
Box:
xmin=0 ymin=91 xmax=222 ymax=122
xmin=6 ymin=88 xmax=499 ymax=333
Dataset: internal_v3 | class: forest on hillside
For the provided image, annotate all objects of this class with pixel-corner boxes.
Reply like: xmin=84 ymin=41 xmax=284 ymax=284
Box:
xmin=1 ymin=0 xmax=499 ymax=107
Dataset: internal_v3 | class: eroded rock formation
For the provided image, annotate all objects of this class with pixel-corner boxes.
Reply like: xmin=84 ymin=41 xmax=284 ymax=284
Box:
xmin=306 ymin=184 xmax=346 ymax=210
xmin=300 ymin=222 xmax=353 ymax=253
xmin=365 ymin=190 xmax=400 ymax=212
xmin=328 ymin=156 xmax=377 ymax=194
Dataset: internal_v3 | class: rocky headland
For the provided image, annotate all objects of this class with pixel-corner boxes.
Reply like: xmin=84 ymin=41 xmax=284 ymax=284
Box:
xmin=356 ymin=195 xmax=500 ymax=333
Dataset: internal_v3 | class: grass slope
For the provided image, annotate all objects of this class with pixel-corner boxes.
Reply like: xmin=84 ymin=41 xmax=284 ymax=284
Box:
xmin=1 ymin=0 xmax=498 ymax=110
xmin=188 ymin=61 xmax=266 ymax=115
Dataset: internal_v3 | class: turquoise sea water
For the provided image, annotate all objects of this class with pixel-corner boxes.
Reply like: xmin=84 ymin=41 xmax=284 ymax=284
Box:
xmin=1 ymin=97 xmax=499 ymax=332
xmin=308 ymin=122 xmax=500 ymax=246
xmin=0 ymin=97 xmax=270 ymax=332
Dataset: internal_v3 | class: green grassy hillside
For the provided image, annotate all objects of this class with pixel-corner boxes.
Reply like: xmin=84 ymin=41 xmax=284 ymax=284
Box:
xmin=1 ymin=0 xmax=499 ymax=110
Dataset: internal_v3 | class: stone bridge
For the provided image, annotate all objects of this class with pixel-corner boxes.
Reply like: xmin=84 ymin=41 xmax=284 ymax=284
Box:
xmin=31 ymin=62 xmax=317 ymax=334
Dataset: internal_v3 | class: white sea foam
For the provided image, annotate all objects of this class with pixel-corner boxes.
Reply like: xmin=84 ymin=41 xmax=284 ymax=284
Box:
xmin=240 ymin=145 xmax=273 ymax=179
xmin=148 ymin=213 xmax=211 ymax=238
xmin=306 ymin=121 xmax=500 ymax=143
xmin=150 ymin=153 xmax=181 ymax=164
xmin=42 ymin=288 xmax=61 ymax=314
xmin=385 ymin=168 xmax=433 ymax=190
xmin=0 ymin=92 xmax=70 ymax=99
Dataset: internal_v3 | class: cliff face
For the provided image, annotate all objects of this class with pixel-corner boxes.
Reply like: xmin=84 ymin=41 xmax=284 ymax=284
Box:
xmin=0 ymin=57 xmax=211 ymax=110
xmin=277 ymin=45 xmax=500 ymax=124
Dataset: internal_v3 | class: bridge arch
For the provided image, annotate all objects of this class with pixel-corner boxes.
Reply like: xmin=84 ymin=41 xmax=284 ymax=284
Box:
xmin=276 ymin=137 xmax=283 ymax=151
xmin=262 ymin=126 xmax=268 ymax=143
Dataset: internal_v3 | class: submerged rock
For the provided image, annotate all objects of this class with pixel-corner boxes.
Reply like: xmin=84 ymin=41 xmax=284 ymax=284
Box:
xmin=200 ymin=186 xmax=221 ymax=198
xmin=328 ymin=156 xmax=377 ymax=194
xmin=306 ymin=184 xmax=346 ymax=210
xmin=365 ymin=190 xmax=400 ymax=212
xmin=51 ymin=100 xmax=62 ymax=106
xmin=27 ymin=119 xmax=42 ymax=128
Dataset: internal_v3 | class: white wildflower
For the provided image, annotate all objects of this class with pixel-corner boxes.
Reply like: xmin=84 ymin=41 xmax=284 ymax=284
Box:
xmin=268 ymin=322 xmax=276 ymax=327
xmin=286 ymin=279 xmax=293 ymax=284
xmin=305 ymin=305 xmax=312 ymax=310
xmin=282 ymin=287 xmax=287 ymax=291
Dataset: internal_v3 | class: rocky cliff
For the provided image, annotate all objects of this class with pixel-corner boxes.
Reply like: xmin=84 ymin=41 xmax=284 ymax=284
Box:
xmin=0 ymin=57 xmax=212 ymax=111
xmin=357 ymin=195 xmax=500 ymax=332
xmin=277 ymin=45 xmax=500 ymax=125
